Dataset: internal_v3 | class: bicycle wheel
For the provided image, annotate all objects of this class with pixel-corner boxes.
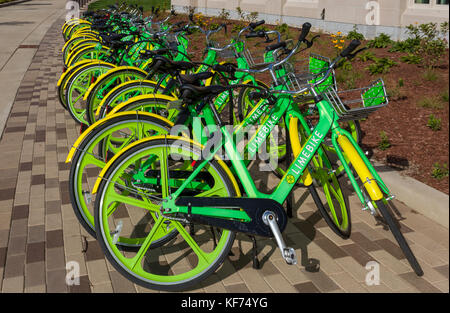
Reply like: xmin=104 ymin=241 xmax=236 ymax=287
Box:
xmin=85 ymin=67 xmax=148 ymax=125
xmin=68 ymin=112 xmax=173 ymax=239
xmin=66 ymin=45 xmax=111 ymax=68
xmin=374 ymin=200 xmax=423 ymax=276
xmin=65 ymin=63 xmax=115 ymax=124
xmin=296 ymin=119 xmax=351 ymax=238
xmin=89 ymin=80 xmax=160 ymax=125
xmin=94 ymin=137 xmax=238 ymax=291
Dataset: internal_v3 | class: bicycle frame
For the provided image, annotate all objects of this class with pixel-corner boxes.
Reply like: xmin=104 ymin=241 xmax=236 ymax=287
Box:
xmin=160 ymin=89 xmax=392 ymax=220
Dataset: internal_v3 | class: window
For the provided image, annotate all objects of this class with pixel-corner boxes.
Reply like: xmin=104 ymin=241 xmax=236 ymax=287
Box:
xmin=414 ymin=0 xmax=430 ymax=3
xmin=436 ymin=0 xmax=449 ymax=4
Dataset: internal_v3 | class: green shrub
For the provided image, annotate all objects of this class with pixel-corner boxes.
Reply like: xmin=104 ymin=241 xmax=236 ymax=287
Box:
xmin=378 ymin=131 xmax=391 ymax=150
xmin=427 ymin=114 xmax=442 ymax=131
xmin=405 ymin=22 xmax=449 ymax=68
xmin=368 ymin=33 xmax=392 ymax=48
xmin=358 ymin=51 xmax=376 ymax=62
xmin=431 ymin=163 xmax=449 ymax=180
xmin=398 ymin=78 xmax=404 ymax=87
xmin=389 ymin=38 xmax=421 ymax=53
xmin=400 ymin=53 xmax=422 ymax=64
xmin=366 ymin=57 xmax=397 ymax=74
xmin=347 ymin=25 xmax=365 ymax=41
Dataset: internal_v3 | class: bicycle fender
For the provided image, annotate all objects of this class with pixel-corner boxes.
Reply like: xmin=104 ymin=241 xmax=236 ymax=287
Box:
xmin=65 ymin=111 xmax=174 ymax=163
xmin=95 ymin=79 xmax=160 ymax=116
xmin=83 ymin=66 xmax=148 ymax=101
xmin=91 ymin=136 xmax=241 ymax=197
xmin=62 ymin=61 xmax=116 ymax=90
xmin=337 ymin=135 xmax=383 ymax=201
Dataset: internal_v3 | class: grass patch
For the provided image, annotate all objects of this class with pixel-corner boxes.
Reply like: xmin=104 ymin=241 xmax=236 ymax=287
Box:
xmin=0 ymin=0 xmax=16 ymax=4
xmin=440 ymin=89 xmax=449 ymax=102
xmin=423 ymin=69 xmax=438 ymax=81
xmin=88 ymin=0 xmax=170 ymax=11
xmin=417 ymin=96 xmax=444 ymax=109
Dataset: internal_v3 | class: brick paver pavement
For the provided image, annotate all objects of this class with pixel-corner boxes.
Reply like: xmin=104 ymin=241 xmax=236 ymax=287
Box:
xmin=0 ymin=17 xmax=448 ymax=293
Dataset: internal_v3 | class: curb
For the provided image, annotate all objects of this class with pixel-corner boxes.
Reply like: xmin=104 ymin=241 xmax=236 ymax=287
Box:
xmin=374 ymin=161 xmax=449 ymax=229
xmin=0 ymin=0 xmax=31 ymax=8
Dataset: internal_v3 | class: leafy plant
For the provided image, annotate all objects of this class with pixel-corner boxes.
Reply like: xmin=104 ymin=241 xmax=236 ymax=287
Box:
xmin=366 ymin=57 xmax=397 ymax=74
xmin=431 ymin=163 xmax=449 ymax=180
xmin=276 ymin=22 xmax=290 ymax=39
xmin=398 ymin=78 xmax=404 ymax=87
xmin=405 ymin=22 xmax=449 ymax=68
xmin=427 ymin=114 xmax=442 ymax=131
xmin=389 ymin=37 xmax=420 ymax=53
xmin=368 ymin=33 xmax=392 ymax=48
xmin=378 ymin=131 xmax=391 ymax=150
xmin=400 ymin=53 xmax=422 ymax=64
xmin=358 ymin=51 xmax=376 ymax=62
xmin=347 ymin=25 xmax=365 ymax=41
xmin=218 ymin=8 xmax=230 ymax=20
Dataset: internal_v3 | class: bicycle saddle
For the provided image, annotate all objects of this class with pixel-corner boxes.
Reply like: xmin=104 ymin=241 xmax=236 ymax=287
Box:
xmin=179 ymin=84 xmax=229 ymax=100
xmin=179 ymin=72 xmax=214 ymax=85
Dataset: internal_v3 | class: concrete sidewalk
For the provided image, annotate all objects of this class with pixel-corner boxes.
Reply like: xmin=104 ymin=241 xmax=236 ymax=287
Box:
xmin=0 ymin=0 xmax=68 ymax=138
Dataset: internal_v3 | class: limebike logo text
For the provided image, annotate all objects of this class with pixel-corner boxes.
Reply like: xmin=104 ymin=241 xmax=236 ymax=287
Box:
xmin=248 ymin=113 xmax=278 ymax=155
xmin=291 ymin=130 xmax=324 ymax=175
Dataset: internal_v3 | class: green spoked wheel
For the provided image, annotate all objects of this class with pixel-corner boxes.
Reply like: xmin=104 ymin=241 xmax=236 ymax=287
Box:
xmin=58 ymin=60 xmax=100 ymax=110
xmin=69 ymin=113 xmax=175 ymax=242
xmin=63 ymin=38 xmax=101 ymax=65
xmin=65 ymin=63 xmax=115 ymax=124
xmin=85 ymin=68 xmax=148 ymax=125
xmin=94 ymin=137 xmax=238 ymax=291
xmin=66 ymin=45 xmax=111 ymax=68
xmin=89 ymin=80 xmax=162 ymax=125
xmin=294 ymin=117 xmax=351 ymax=238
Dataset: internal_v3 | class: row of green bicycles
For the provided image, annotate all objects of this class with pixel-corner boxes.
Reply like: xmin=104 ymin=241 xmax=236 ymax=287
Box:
xmin=61 ymin=3 xmax=423 ymax=291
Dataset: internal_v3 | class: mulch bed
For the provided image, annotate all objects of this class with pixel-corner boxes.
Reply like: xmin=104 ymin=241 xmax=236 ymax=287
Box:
xmin=158 ymin=12 xmax=450 ymax=194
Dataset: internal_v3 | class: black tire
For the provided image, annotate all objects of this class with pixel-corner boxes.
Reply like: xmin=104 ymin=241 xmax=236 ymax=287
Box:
xmin=375 ymin=200 xmax=424 ymax=276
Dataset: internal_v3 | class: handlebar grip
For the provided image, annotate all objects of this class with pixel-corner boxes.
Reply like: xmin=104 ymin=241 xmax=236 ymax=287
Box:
xmin=249 ymin=20 xmax=265 ymax=29
xmin=245 ymin=31 xmax=265 ymax=38
xmin=212 ymin=63 xmax=236 ymax=74
xmin=266 ymin=41 xmax=286 ymax=52
xmin=340 ymin=39 xmax=361 ymax=58
xmin=298 ymin=22 xmax=311 ymax=42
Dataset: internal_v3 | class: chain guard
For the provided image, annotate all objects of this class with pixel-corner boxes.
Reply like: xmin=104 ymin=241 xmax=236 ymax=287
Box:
xmin=175 ymin=197 xmax=288 ymax=238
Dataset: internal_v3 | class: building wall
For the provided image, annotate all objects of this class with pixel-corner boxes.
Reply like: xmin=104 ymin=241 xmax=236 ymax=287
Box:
xmin=171 ymin=0 xmax=449 ymax=40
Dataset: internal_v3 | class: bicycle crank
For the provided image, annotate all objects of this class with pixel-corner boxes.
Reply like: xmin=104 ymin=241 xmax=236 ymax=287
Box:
xmin=262 ymin=211 xmax=297 ymax=265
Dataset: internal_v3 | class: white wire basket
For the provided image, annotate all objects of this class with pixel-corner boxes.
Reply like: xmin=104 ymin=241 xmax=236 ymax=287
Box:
xmin=321 ymin=78 xmax=388 ymax=121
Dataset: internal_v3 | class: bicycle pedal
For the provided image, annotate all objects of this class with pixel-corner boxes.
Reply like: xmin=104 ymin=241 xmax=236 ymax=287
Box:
xmin=283 ymin=247 xmax=297 ymax=265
